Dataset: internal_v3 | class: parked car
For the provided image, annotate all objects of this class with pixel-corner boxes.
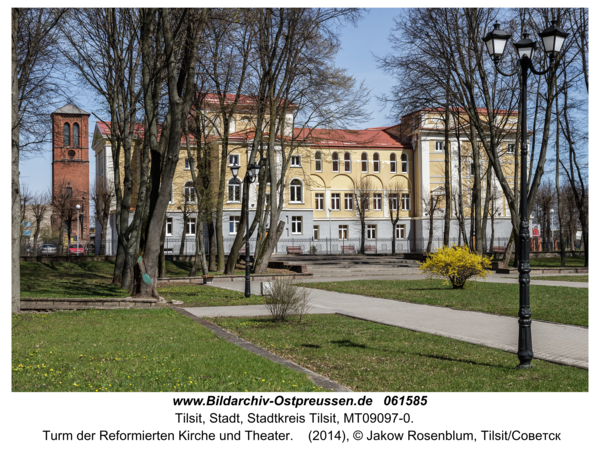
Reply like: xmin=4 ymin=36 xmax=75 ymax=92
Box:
xmin=67 ymin=244 xmax=85 ymax=256
xmin=39 ymin=244 xmax=57 ymax=256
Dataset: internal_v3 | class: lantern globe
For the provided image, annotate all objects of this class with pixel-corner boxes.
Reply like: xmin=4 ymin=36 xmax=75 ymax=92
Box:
xmin=514 ymin=32 xmax=537 ymax=60
xmin=230 ymin=164 xmax=240 ymax=178
xmin=539 ymin=20 xmax=568 ymax=55
xmin=482 ymin=23 xmax=511 ymax=60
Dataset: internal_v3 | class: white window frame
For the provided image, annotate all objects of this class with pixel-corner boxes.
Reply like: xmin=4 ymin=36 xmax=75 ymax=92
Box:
xmin=344 ymin=152 xmax=351 ymax=173
xmin=395 ymin=224 xmax=406 ymax=239
xmin=186 ymin=217 xmax=196 ymax=235
xmin=331 ymin=193 xmax=340 ymax=210
xmin=390 ymin=153 xmax=397 ymax=173
xmin=344 ymin=193 xmax=353 ymax=211
xmin=227 ymin=178 xmax=241 ymax=202
xmin=507 ymin=143 xmax=516 ymax=154
xmin=435 ymin=141 xmax=444 ymax=151
xmin=373 ymin=153 xmax=380 ymax=173
xmin=228 ymin=154 xmax=240 ymax=167
xmin=291 ymin=216 xmax=302 ymax=234
xmin=373 ymin=193 xmax=382 ymax=211
xmin=338 ymin=225 xmax=349 ymax=239
xmin=332 ymin=152 xmax=339 ymax=173
xmin=401 ymin=193 xmax=410 ymax=211
xmin=289 ymin=179 xmax=303 ymax=203
xmin=165 ymin=217 xmax=173 ymax=236
xmin=315 ymin=193 xmax=324 ymax=211
xmin=183 ymin=181 xmax=197 ymax=203
xmin=291 ymin=155 xmax=302 ymax=167
xmin=184 ymin=158 xmax=191 ymax=170
xmin=367 ymin=224 xmax=377 ymax=239
xmin=361 ymin=152 xmax=368 ymax=173
xmin=401 ymin=154 xmax=408 ymax=173
xmin=229 ymin=215 xmax=240 ymax=235
xmin=390 ymin=193 xmax=398 ymax=212
xmin=313 ymin=225 xmax=320 ymax=240
xmin=315 ymin=152 xmax=322 ymax=172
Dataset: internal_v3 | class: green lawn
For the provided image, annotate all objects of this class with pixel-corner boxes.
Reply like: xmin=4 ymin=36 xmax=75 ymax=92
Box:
xmin=213 ymin=315 xmax=587 ymax=392
xmin=532 ymin=275 xmax=588 ymax=283
xmin=20 ymin=261 xmax=288 ymax=299
xmin=12 ymin=309 xmax=322 ymax=392
xmin=298 ymin=279 xmax=588 ymax=326
xmin=158 ymin=284 xmax=264 ymax=307
xmin=508 ymin=256 xmax=586 ymax=267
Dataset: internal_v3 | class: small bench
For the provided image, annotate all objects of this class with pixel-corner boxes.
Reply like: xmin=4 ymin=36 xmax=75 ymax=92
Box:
xmin=364 ymin=245 xmax=376 ymax=253
xmin=341 ymin=245 xmax=355 ymax=254
xmin=287 ymin=246 xmax=303 ymax=255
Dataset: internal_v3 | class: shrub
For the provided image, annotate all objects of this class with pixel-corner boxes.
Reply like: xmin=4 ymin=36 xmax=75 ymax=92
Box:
xmin=419 ymin=245 xmax=492 ymax=289
xmin=264 ymin=276 xmax=311 ymax=321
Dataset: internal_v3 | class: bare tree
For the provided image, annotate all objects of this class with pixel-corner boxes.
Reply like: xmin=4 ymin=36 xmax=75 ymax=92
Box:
xmin=386 ymin=180 xmax=408 ymax=255
xmin=423 ymin=192 xmax=444 ymax=253
xmin=352 ymin=176 xmax=376 ymax=254
xmin=30 ymin=190 xmax=51 ymax=254
xmin=488 ymin=186 xmax=503 ymax=253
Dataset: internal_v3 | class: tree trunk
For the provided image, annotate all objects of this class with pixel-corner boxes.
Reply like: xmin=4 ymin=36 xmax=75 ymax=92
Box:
xmin=189 ymin=219 xmax=209 ymax=276
xmin=208 ymin=218 xmax=216 ymax=271
xmin=253 ymin=220 xmax=285 ymax=274
xmin=11 ymin=8 xmax=20 ymax=313
xmin=443 ymin=98 xmax=451 ymax=246
xmin=501 ymin=231 xmax=514 ymax=268
xmin=470 ymin=123 xmax=482 ymax=254
xmin=158 ymin=223 xmax=167 ymax=279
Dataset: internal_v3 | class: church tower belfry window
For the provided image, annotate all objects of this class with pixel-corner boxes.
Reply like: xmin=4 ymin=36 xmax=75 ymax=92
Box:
xmin=64 ymin=123 xmax=70 ymax=146
xmin=73 ymin=123 xmax=79 ymax=147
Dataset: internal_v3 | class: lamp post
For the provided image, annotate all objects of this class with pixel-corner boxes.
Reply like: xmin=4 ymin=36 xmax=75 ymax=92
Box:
xmin=230 ymin=160 xmax=263 ymax=298
xmin=483 ymin=20 xmax=568 ymax=369
xmin=75 ymin=204 xmax=81 ymax=255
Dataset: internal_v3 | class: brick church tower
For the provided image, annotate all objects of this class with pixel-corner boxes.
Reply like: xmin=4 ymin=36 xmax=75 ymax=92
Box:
xmin=51 ymin=104 xmax=90 ymax=243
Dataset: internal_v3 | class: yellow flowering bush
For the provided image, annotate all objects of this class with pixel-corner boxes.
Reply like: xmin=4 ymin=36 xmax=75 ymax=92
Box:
xmin=419 ymin=245 xmax=492 ymax=289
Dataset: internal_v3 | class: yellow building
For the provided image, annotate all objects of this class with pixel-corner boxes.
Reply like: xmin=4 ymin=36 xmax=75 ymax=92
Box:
xmin=92 ymin=101 xmax=517 ymax=255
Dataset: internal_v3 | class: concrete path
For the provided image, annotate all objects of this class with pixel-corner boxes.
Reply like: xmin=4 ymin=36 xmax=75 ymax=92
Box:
xmin=185 ymin=278 xmax=588 ymax=369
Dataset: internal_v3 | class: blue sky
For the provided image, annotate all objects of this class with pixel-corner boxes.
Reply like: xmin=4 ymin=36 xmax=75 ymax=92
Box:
xmin=18 ymin=8 xmax=400 ymax=199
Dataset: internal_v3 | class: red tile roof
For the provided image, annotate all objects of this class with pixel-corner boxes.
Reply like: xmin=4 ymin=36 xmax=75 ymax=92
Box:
xmin=95 ymin=121 xmax=200 ymax=145
xmin=294 ymin=127 xmax=410 ymax=149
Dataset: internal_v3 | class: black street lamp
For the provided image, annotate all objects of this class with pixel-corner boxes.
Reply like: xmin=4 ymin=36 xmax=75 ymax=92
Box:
xmin=483 ymin=20 xmax=568 ymax=369
xmin=230 ymin=160 xmax=263 ymax=297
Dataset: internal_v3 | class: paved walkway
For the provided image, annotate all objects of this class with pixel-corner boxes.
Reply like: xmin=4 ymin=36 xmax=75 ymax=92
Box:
xmin=185 ymin=278 xmax=588 ymax=369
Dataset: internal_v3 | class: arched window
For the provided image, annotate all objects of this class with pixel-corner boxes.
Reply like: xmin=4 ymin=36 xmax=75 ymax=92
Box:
xmin=227 ymin=178 xmax=241 ymax=202
xmin=64 ymin=123 xmax=70 ymax=146
xmin=289 ymin=179 xmax=303 ymax=203
xmin=390 ymin=153 xmax=397 ymax=173
xmin=401 ymin=154 xmax=408 ymax=173
xmin=344 ymin=152 xmax=351 ymax=172
xmin=315 ymin=151 xmax=322 ymax=172
xmin=373 ymin=153 xmax=380 ymax=173
xmin=184 ymin=181 xmax=196 ymax=203
xmin=73 ymin=123 xmax=79 ymax=147
xmin=332 ymin=152 xmax=339 ymax=172
xmin=361 ymin=152 xmax=368 ymax=173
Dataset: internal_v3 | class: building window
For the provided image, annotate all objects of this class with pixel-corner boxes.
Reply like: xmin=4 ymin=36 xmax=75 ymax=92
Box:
xmin=291 ymin=216 xmax=302 ymax=234
xmin=73 ymin=123 xmax=79 ymax=147
xmin=290 ymin=179 xmax=303 ymax=203
xmin=395 ymin=224 xmax=406 ymax=239
xmin=186 ymin=218 xmax=196 ymax=235
xmin=401 ymin=193 xmax=410 ymax=211
xmin=470 ymin=163 xmax=475 ymax=176
xmin=169 ymin=184 xmax=174 ymax=204
xmin=291 ymin=155 xmax=301 ymax=167
xmin=401 ymin=154 xmax=408 ymax=173
xmin=229 ymin=117 xmax=236 ymax=134
xmin=338 ymin=225 xmax=348 ymax=239
xmin=367 ymin=224 xmax=377 ymax=239
xmin=390 ymin=153 xmax=397 ymax=173
xmin=435 ymin=141 xmax=444 ymax=151
xmin=229 ymin=216 xmax=240 ymax=234
xmin=66 ymin=186 xmax=72 ymax=198
xmin=331 ymin=193 xmax=340 ymax=210
xmin=373 ymin=153 xmax=380 ymax=173
xmin=344 ymin=193 xmax=353 ymax=210
xmin=165 ymin=217 xmax=173 ymax=236
xmin=184 ymin=181 xmax=196 ymax=203
xmin=64 ymin=123 xmax=70 ymax=146
xmin=507 ymin=143 xmax=516 ymax=154
xmin=315 ymin=193 xmax=324 ymax=210
xmin=315 ymin=151 xmax=322 ymax=172
xmin=373 ymin=193 xmax=382 ymax=210
xmin=389 ymin=193 xmax=398 ymax=212
xmin=344 ymin=152 xmax=351 ymax=172
xmin=227 ymin=178 xmax=241 ymax=202
xmin=313 ymin=225 xmax=320 ymax=240
xmin=361 ymin=152 xmax=368 ymax=173
xmin=228 ymin=154 xmax=240 ymax=166
xmin=184 ymin=159 xmax=191 ymax=170
xmin=332 ymin=152 xmax=339 ymax=172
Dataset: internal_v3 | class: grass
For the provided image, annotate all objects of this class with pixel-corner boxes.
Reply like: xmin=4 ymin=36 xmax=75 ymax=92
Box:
xmin=11 ymin=308 xmax=323 ymax=392
xmin=20 ymin=260 xmax=290 ymax=299
xmin=158 ymin=284 xmax=264 ymax=307
xmin=532 ymin=275 xmax=588 ymax=283
xmin=213 ymin=314 xmax=588 ymax=392
xmin=508 ymin=256 xmax=586 ymax=267
xmin=298 ymin=279 xmax=588 ymax=326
